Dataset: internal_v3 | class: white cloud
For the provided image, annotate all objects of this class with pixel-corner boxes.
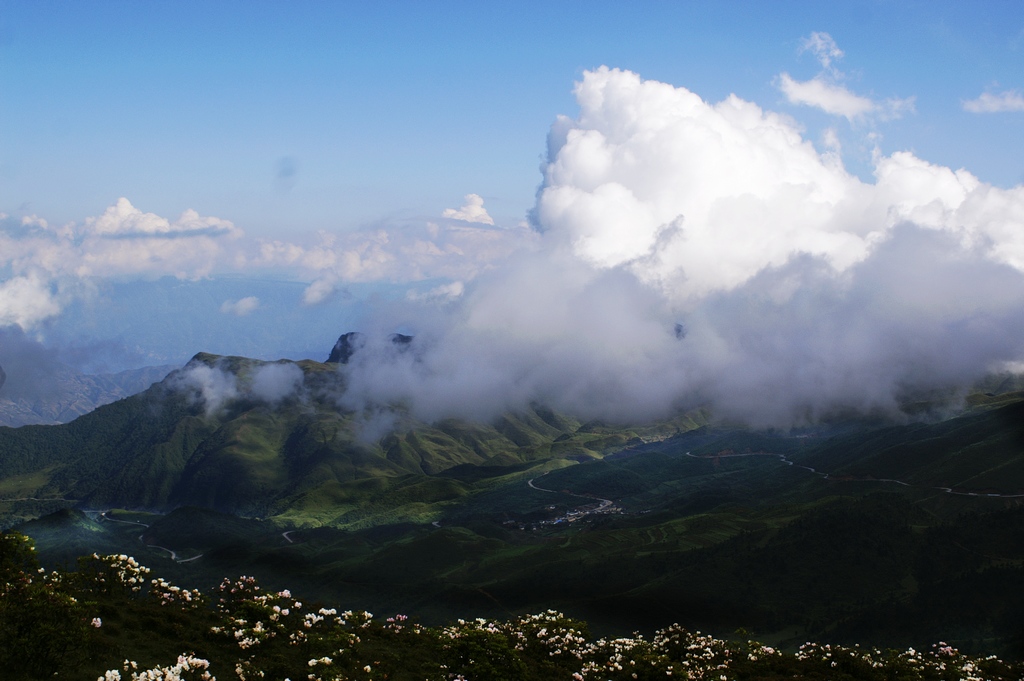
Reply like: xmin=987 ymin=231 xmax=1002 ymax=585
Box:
xmin=0 ymin=274 xmax=61 ymax=329
xmin=800 ymin=31 xmax=844 ymax=72
xmin=778 ymin=74 xmax=915 ymax=123
xmin=442 ymin=194 xmax=495 ymax=225
xmin=249 ymin=361 xmax=304 ymax=403
xmin=963 ymin=90 xmax=1024 ymax=113
xmin=170 ymin=359 xmax=307 ymax=413
xmin=406 ymin=280 xmax=465 ymax=303
xmin=535 ymin=67 xmax=874 ymax=299
xmin=778 ymin=73 xmax=876 ymax=120
xmin=252 ymin=220 xmax=536 ymax=291
xmin=87 ymin=197 xmax=240 ymax=238
xmin=219 ymin=296 xmax=260 ymax=316
xmin=6 ymin=64 xmax=1023 ymax=430
xmin=779 ymin=33 xmax=914 ymax=123
xmin=821 ymin=127 xmax=842 ymax=159
xmin=0 ymin=199 xmax=245 ymax=331
xmin=302 ymin=277 xmax=339 ymax=306
xmin=20 ymin=214 xmax=49 ymax=231
xmin=169 ymin=362 xmax=239 ymax=416
xmin=0 ymin=198 xmax=242 ymax=281
xmin=537 ymin=67 xmax=1024 ymax=298
xmin=880 ymin=95 xmax=917 ymax=120
xmin=338 ymin=66 xmax=1024 ymax=429
xmin=2 ymin=194 xmax=534 ymax=334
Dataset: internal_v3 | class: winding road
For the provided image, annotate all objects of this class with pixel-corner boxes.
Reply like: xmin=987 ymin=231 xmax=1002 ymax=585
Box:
xmin=523 ymin=447 xmax=1024 ymax=507
xmin=527 ymin=473 xmax=615 ymax=511
xmin=97 ymin=511 xmax=205 ymax=563
xmin=681 ymin=451 xmax=1024 ymax=499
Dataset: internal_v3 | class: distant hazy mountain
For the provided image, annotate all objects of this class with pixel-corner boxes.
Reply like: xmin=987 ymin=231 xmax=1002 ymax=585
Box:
xmin=36 ymin=275 xmax=432 ymax=370
xmin=0 ymin=364 xmax=175 ymax=427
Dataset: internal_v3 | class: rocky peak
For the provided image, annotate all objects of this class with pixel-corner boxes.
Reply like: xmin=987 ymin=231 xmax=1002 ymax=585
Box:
xmin=326 ymin=332 xmax=414 ymax=364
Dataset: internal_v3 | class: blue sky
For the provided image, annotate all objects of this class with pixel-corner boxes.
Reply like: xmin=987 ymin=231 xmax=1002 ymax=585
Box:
xmin=3 ymin=1 xmax=1022 ymax=233
xmin=3 ymin=2 xmax=1024 ymax=427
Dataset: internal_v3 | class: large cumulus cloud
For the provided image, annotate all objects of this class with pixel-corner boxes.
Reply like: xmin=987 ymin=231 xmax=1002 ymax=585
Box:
xmin=534 ymin=67 xmax=1024 ymax=302
xmin=5 ymin=60 xmax=1024 ymax=430
xmin=339 ymin=66 xmax=1024 ymax=428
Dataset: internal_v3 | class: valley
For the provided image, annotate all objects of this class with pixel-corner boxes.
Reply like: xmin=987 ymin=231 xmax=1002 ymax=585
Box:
xmin=2 ymin=352 xmax=1024 ymax=661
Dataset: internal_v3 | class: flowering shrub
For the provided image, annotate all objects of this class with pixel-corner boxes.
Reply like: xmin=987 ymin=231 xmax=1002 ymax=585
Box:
xmin=211 ymin=578 xmax=307 ymax=650
xmin=100 ymin=654 xmax=214 ymax=681
xmin=151 ymin=577 xmax=205 ymax=609
xmin=2 ymin=531 xmax=1023 ymax=681
xmin=793 ymin=640 xmax=1023 ymax=681
xmin=437 ymin=618 xmax=530 ymax=680
xmin=74 ymin=552 xmax=152 ymax=597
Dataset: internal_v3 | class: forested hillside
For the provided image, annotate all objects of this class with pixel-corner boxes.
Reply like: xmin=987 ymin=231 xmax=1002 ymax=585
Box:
xmin=4 ymin=352 xmax=1024 ymax=659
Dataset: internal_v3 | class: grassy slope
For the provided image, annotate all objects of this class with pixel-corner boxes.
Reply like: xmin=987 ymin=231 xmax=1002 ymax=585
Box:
xmin=18 ymin=396 xmax=1024 ymax=655
xmin=5 ymin=354 xmax=1024 ymax=654
xmin=0 ymin=353 xmax=703 ymax=528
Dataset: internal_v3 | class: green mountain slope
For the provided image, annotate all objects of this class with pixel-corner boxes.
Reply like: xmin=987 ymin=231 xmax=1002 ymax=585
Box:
xmin=4 ymin=350 xmax=1024 ymax=654
xmin=796 ymin=400 xmax=1024 ymax=491
xmin=0 ymin=353 xmax=701 ymax=527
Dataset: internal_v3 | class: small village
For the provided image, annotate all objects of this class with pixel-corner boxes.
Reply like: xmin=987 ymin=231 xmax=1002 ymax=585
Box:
xmin=503 ymin=496 xmax=625 ymax=532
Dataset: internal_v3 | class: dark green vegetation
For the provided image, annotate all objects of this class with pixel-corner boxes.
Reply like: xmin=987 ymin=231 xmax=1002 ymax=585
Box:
xmin=0 ymin=353 xmax=702 ymax=527
xmin=2 ymin=353 xmax=1024 ymax=663
xmin=3 ymin=533 xmax=1022 ymax=681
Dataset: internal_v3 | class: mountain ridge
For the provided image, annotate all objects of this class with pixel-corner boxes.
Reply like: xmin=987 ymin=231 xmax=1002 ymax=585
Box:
xmin=0 ymin=351 xmax=703 ymax=528
xmin=0 ymin=363 xmax=176 ymax=427
xmin=4 ymin=349 xmax=1024 ymax=654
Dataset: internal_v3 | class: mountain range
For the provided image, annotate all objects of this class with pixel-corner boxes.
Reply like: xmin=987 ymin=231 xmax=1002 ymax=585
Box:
xmin=2 ymin=337 xmax=1024 ymax=654
xmin=0 ymin=363 xmax=175 ymax=427
xmin=0 ymin=346 xmax=704 ymax=528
